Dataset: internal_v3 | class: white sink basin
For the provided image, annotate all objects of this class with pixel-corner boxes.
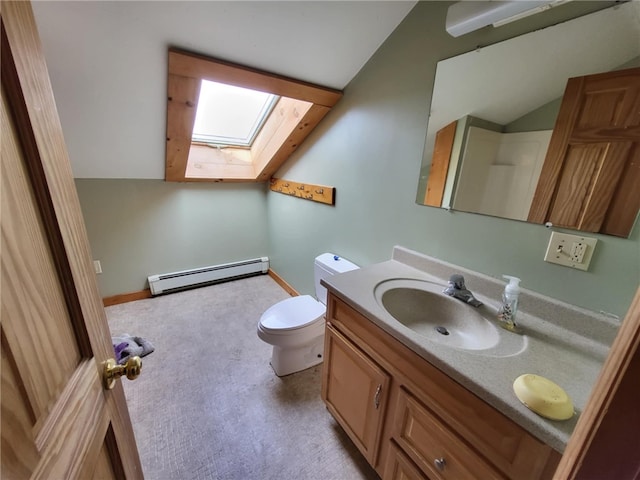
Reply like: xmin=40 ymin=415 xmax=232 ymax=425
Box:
xmin=374 ymin=278 xmax=526 ymax=356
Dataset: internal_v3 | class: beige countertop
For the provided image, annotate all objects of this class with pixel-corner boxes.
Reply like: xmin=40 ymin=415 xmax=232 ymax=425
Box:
xmin=321 ymin=246 xmax=619 ymax=453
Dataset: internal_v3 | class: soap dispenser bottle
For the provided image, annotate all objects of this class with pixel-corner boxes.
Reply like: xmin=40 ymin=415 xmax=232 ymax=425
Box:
xmin=498 ymin=275 xmax=520 ymax=332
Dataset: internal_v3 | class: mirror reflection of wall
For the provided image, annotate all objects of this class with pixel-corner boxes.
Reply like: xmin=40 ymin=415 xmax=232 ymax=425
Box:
xmin=416 ymin=2 xmax=640 ymax=236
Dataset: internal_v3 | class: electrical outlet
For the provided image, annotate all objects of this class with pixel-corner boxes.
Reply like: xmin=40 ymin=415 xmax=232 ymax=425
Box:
xmin=570 ymin=242 xmax=587 ymax=263
xmin=94 ymin=260 xmax=102 ymax=274
xmin=544 ymin=232 xmax=597 ymax=271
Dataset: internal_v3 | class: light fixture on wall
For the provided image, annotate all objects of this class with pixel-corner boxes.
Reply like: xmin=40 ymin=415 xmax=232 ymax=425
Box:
xmin=445 ymin=0 xmax=573 ymax=37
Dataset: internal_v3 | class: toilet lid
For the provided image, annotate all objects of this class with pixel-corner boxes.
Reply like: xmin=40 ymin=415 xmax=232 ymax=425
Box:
xmin=260 ymin=295 xmax=325 ymax=332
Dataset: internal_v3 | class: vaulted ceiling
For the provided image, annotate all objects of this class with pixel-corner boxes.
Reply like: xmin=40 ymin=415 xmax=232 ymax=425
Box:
xmin=31 ymin=1 xmax=417 ymax=179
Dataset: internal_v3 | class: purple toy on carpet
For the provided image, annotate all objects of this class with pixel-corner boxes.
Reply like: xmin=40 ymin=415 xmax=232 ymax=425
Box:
xmin=112 ymin=334 xmax=155 ymax=364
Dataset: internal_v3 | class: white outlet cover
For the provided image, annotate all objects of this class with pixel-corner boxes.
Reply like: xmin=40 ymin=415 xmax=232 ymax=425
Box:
xmin=544 ymin=232 xmax=597 ymax=271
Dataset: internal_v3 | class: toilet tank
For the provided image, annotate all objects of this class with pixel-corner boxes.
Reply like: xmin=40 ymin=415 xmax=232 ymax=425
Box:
xmin=314 ymin=253 xmax=359 ymax=305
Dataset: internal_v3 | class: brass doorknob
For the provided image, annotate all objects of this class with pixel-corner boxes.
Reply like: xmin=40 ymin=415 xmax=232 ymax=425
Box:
xmin=103 ymin=356 xmax=142 ymax=390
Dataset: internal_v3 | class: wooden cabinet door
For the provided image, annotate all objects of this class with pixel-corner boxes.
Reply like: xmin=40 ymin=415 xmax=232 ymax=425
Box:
xmin=528 ymin=67 xmax=640 ymax=237
xmin=321 ymin=324 xmax=390 ymax=465
xmin=1 ymin=2 xmax=143 ymax=478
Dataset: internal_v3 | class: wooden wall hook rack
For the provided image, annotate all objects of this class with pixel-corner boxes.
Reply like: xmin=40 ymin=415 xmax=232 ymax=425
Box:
xmin=270 ymin=178 xmax=335 ymax=205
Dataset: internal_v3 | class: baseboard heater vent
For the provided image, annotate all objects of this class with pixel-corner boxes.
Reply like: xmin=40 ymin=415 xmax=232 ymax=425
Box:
xmin=148 ymin=257 xmax=269 ymax=296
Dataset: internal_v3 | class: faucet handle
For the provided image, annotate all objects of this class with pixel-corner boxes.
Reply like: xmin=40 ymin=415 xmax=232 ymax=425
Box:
xmin=448 ymin=274 xmax=466 ymax=290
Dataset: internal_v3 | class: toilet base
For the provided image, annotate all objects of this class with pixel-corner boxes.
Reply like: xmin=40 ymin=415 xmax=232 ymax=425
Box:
xmin=270 ymin=335 xmax=325 ymax=376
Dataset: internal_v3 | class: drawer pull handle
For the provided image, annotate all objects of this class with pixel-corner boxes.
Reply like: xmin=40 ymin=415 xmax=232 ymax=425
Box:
xmin=434 ymin=457 xmax=446 ymax=471
xmin=374 ymin=384 xmax=382 ymax=409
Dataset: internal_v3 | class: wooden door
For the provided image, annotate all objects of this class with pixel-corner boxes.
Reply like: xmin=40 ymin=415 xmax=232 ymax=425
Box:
xmin=321 ymin=325 xmax=390 ymax=466
xmin=528 ymin=67 xmax=640 ymax=237
xmin=424 ymin=120 xmax=457 ymax=207
xmin=1 ymin=2 xmax=143 ymax=479
xmin=554 ymin=287 xmax=640 ymax=480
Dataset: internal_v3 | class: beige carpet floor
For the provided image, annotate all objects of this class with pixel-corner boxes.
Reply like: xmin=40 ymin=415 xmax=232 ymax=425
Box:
xmin=107 ymin=275 xmax=380 ymax=480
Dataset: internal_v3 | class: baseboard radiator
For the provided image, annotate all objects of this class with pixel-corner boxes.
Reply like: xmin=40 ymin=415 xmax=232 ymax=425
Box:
xmin=147 ymin=257 xmax=269 ymax=296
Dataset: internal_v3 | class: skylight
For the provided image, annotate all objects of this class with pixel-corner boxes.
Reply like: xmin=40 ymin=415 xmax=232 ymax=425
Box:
xmin=192 ymin=80 xmax=278 ymax=147
xmin=166 ymin=49 xmax=342 ymax=182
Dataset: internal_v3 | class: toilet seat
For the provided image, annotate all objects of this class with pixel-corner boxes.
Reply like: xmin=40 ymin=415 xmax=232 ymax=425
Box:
xmin=259 ymin=295 xmax=325 ymax=333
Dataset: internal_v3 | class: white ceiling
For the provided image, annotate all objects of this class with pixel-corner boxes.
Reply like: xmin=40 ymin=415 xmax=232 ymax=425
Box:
xmin=31 ymin=1 xmax=417 ymax=178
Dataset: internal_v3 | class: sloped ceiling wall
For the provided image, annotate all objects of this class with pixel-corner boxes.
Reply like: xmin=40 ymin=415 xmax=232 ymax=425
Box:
xmin=31 ymin=1 xmax=416 ymax=179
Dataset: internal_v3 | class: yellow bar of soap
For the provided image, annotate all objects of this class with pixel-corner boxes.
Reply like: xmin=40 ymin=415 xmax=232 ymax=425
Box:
xmin=513 ymin=374 xmax=575 ymax=421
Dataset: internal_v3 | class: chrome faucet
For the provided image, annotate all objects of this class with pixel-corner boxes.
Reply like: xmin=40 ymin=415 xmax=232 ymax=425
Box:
xmin=443 ymin=274 xmax=483 ymax=307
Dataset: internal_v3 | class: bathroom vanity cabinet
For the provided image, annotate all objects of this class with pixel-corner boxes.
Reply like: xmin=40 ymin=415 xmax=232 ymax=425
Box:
xmin=321 ymin=293 xmax=561 ymax=480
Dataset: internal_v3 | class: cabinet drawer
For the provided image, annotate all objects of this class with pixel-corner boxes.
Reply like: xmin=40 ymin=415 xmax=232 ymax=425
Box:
xmin=393 ymin=387 xmax=505 ymax=480
xmin=383 ymin=441 xmax=430 ymax=480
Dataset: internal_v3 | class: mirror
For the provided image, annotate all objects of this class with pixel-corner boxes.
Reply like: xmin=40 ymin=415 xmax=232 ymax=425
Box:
xmin=416 ymin=2 xmax=640 ymax=235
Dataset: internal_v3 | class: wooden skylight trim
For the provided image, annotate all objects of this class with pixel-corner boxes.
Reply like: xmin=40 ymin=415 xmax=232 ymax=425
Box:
xmin=165 ymin=48 xmax=342 ymax=182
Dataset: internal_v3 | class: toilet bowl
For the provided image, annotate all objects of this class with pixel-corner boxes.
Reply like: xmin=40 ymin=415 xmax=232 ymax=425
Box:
xmin=257 ymin=253 xmax=358 ymax=376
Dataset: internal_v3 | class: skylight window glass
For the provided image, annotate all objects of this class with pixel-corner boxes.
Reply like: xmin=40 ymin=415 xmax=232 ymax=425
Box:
xmin=192 ymin=80 xmax=278 ymax=147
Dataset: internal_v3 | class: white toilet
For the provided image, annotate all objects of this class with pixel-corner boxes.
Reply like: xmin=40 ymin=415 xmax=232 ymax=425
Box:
xmin=257 ymin=253 xmax=359 ymax=376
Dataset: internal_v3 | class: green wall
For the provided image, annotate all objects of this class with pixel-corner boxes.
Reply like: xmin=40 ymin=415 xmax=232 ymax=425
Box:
xmin=504 ymin=98 xmax=562 ymax=133
xmin=76 ymin=179 xmax=269 ymax=297
xmin=267 ymin=1 xmax=638 ymax=319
